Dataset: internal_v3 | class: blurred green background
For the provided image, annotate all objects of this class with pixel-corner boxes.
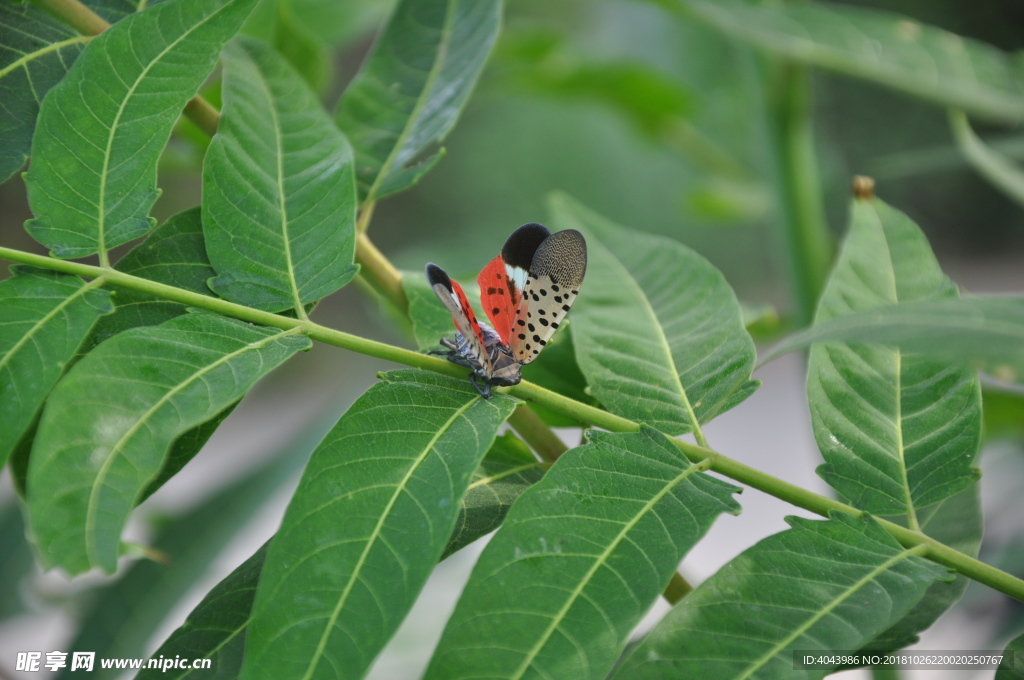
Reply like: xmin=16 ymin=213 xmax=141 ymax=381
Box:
xmin=2 ymin=0 xmax=1023 ymax=677
xmin=4 ymin=0 xmax=1023 ymax=310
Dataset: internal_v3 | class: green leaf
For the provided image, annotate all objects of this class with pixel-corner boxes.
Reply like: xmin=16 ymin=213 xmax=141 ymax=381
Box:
xmin=496 ymin=29 xmax=692 ymax=138
xmin=26 ymin=313 xmax=309 ymax=575
xmin=550 ymin=192 xmax=758 ymax=437
xmin=998 ymin=633 xmax=1024 ymax=679
xmin=93 ymin=206 xmax=223 ymax=494
xmin=143 ymin=542 xmax=268 ymax=680
xmin=0 ymin=268 xmax=112 ymax=468
xmin=950 ymin=110 xmax=1024 ymax=209
xmin=139 ymin=405 xmax=237 ymax=502
xmin=424 ymin=428 xmax=741 ymax=680
xmin=240 ymin=369 xmax=516 ymax=680
xmin=807 ymin=196 xmax=981 ymax=516
xmin=768 ymin=296 xmax=1024 ymax=384
xmin=24 ymin=0 xmax=258 ymax=259
xmin=203 ymin=37 xmax=357 ymax=313
xmin=270 ymin=1 xmax=328 ymax=90
xmin=0 ymin=2 xmax=87 ymax=183
xmin=335 ymin=0 xmax=503 ymax=202
xmin=666 ymin=0 xmax=1024 ymax=124
xmin=442 ymin=431 xmax=546 ymax=560
xmin=861 ymin=481 xmax=982 ymax=655
xmin=613 ymin=514 xmax=950 ymax=680
xmin=61 ymin=452 xmax=301 ymax=679
xmin=84 ymin=206 xmax=216 ymax=353
xmin=141 ymin=542 xmax=268 ymax=680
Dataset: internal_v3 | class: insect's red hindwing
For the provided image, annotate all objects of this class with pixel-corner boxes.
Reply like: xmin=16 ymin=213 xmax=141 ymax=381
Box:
xmin=477 ymin=255 xmax=517 ymax=346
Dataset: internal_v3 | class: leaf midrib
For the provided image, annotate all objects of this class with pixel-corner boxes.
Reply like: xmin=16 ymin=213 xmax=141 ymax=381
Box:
xmin=509 ymin=456 xmax=707 ymax=680
xmin=299 ymin=394 xmax=480 ymax=680
xmin=0 ymin=277 xmax=103 ymax=375
xmin=244 ymin=45 xmax=305 ymax=317
xmin=862 ymin=202 xmax=918 ymax=529
xmin=84 ymin=326 xmax=299 ymax=565
xmin=0 ymin=36 xmax=89 ymax=80
xmin=97 ymin=1 xmax=236 ymax=257
xmin=591 ymin=234 xmax=705 ymax=442
xmin=363 ymin=0 xmax=458 ymax=203
xmin=731 ymin=544 xmax=927 ymax=680
xmin=469 ymin=462 xmax=546 ymax=490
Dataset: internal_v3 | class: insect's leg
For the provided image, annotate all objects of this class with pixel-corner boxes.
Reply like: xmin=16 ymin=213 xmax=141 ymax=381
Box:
xmin=469 ymin=373 xmax=491 ymax=399
xmin=427 ymin=349 xmax=452 ymax=356
xmin=446 ymin=355 xmax=475 ymax=369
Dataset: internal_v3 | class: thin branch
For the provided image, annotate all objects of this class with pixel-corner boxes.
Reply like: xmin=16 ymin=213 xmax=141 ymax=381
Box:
xmin=0 ymin=244 xmax=1021 ymax=603
xmin=356 ymin=231 xmax=408 ymax=314
xmin=507 ymin=405 xmax=568 ymax=463
xmin=31 ymin=0 xmax=108 ymax=35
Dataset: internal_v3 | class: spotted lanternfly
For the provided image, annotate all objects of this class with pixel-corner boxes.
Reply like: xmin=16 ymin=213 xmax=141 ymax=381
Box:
xmin=426 ymin=223 xmax=587 ymax=397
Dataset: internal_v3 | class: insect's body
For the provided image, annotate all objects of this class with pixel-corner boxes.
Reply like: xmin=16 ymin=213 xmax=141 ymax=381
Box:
xmin=427 ymin=223 xmax=587 ymax=397
xmin=438 ymin=323 xmax=523 ymax=390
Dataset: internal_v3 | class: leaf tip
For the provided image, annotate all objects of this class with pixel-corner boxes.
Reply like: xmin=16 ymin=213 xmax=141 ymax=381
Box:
xmin=852 ymin=175 xmax=876 ymax=200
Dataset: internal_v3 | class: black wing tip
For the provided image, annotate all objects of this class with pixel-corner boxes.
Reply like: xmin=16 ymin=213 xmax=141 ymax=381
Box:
xmin=425 ymin=263 xmax=452 ymax=290
xmin=501 ymin=223 xmax=551 ymax=270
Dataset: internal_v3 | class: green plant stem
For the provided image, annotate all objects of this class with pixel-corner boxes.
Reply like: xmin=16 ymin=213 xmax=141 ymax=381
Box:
xmin=356 ymin=231 xmax=408 ymax=314
xmin=2 ymin=244 xmax=1022 ymax=603
xmin=949 ymin=109 xmax=1024 ymax=208
xmin=764 ymin=62 xmax=832 ymax=326
xmin=32 ymin=0 xmax=108 ymax=35
xmin=662 ymin=571 xmax=694 ymax=604
xmin=30 ymin=0 xmax=220 ymax=138
xmin=507 ymin=405 xmax=568 ymax=463
xmin=182 ymin=96 xmax=220 ymax=138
